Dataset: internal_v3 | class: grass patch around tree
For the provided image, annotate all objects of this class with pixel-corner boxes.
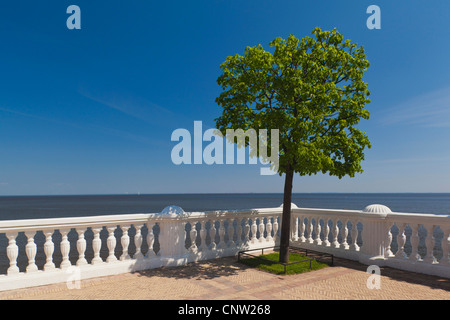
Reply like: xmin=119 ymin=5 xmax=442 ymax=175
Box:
xmin=238 ymin=251 xmax=330 ymax=275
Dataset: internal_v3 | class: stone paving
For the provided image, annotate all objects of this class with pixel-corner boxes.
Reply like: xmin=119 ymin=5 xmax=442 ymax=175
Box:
xmin=0 ymin=257 xmax=449 ymax=300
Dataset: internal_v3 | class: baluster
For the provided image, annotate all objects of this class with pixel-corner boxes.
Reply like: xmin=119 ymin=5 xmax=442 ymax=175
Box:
xmin=106 ymin=226 xmax=118 ymax=263
xmin=409 ymin=224 xmax=420 ymax=261
xmin=76 ymin=228 xmax=88 ymax=266
xmin=189 ymin=221 xmax=198 ymax=253
xmin=299 ymin=217 xmax=306 ymax=243
xmin=43 ymin=230 xmax=56 ymax=271
xmin=60 ymin=229 xmax=71 ymax=269
xmin=134 ymin=225 xmax=144 ymax=259
xmin=243 ymin=218 xmax=250 ymax=243
xmin=333 ymin=219 xmax=340 ymax=248
xmin=146 ymin=223 xmax=155 ymax=257
xmin=235 ymin=219 xmax=243 ymax=246
xmin=218 ymin=220 xmax=226 ymax=248
xmin=307 ymin=217 xmax=314 ymax=244
xmin=92 ymin=227 xmax=103 ymax=264
xmin=350 ymin=220 xmax=360 ymax=251
xmin=6 ymin=233 xmax=20 ymax=275
xmin=323 ymin=219 xmax=331 ymax=247
xmin=251 ymin=218 xmax=257 ymax=244
xmin=441 ymin=228 xmax=449 ymax=265
xmin=266 ymin=216 xmax=273 ymax=242
xmin=395 ymin=223 xmax=407 ymax=259
xmin=120 ymin=225 xmax=131 ymax=261
xmin=209 ymin=220 xmax=217 ymax=250
xmin=385 ymin=223 xmax=394 ymax=257
xmin=423 ymin=224 xmax=436 ymax=264
xmin=199 ymin=220 xmax=207 ymax=250
xmin=292 ymin=216 xmax=298 ymax=241
xmin=24 ymin=231 xmax=38 ymax=273
xmin=258 ymin=218 xmax=265 ymax=243
xmin=314 ymin=218 xmax=322 ymax=246
xmin=227 ymin=219 xmax=235 ymax=247
xmin=273 ymin=216 xmax=279 ymax=244
xmin=340 ymin=220 xmax=349 ymax=250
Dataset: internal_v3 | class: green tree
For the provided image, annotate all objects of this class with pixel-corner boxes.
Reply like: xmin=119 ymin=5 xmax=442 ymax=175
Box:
xmin=215 ymin=27 xmax=371 ymax=263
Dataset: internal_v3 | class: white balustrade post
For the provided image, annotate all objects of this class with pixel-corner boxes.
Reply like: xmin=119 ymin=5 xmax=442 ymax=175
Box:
xmin=199 ymin=220 xmax=207 ymax=250
xmin=60 ymin=229 xmax=72 ymax=269
xmin=258 ymin=218 xmax=265 ymax=243
xmin=106 ymin=226 xmax=118 ymax=263
xmin=218 ymin=219 xmax=226 ymax=248
xmin=266 ymin=216 xmax=273 ymax=242
xmin=120 ymin=225 xmax=131 ymax=261
xmin=189 ymin=221 xmax=198 ymax=253
xmin=350 ymin=220 xmax=360 ymax=251
xmin=323 ymin=219 xmax=331 ymax=247
xmin=6 ymin=233 xmax=20 ymax=275
xmin=340 ymin=220 xmax=349 ymax=250
xmin=299 ymin=217 xmax=306 ymax=243
xmin=134 ymin=225 xmax=144 ymax=259
xmin=251 ymin=218 xmax=257 ymax=244
xmin=235 ymin=219 xmax=243 ymax=246
xmin=76 ymin=228 xmax=88 ymax=266
xmin=92 ymin=227 xmax=103 ymax=265
xmin=423 ymin=224 xmax=436 ymax=264
xmin=409 ymin=224 xmax=421 ymax=262
xmin=292 ymin=216 xmax=298 ymax=242
xmin=395 ymin=223 xmax=407 ymax=259
xmin=441 ymin=228 xmax=449 ymax=265
xmin=146 ymin=223 xmax=155 ymax=257
xmin=314 ymin=218 xmax=322 ymax=246
xmin=209 ymin=220 xmax=217 ymax=250
xmin=227 ymin=219 xmax=235 ymax=247
xmin=273 ymin=216 xmax=279 ymax=245
xmin=360 ymin=205 xmax=391 ymax=265
xmin=43 ymin=230 xmax=56 ymax=271
xmin=307 ymin=217 xmax=314 ymax=244
xmin=332 ymin=218 xmax=340 ymax=248
xmin=24 ymin=231 xmax=38 ymax=273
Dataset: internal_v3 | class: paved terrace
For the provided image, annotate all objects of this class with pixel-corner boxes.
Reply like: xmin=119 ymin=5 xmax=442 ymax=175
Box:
xmin=1 ymin=257 xmax=449 ymax=300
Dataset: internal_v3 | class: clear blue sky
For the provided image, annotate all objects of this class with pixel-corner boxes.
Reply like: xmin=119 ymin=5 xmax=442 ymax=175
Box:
xmin=0 ymin=0 xmax=449 ymax=195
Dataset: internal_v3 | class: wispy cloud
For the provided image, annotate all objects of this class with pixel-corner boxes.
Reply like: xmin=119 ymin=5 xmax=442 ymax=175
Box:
xmin=381 ymin=86 xmax=450 ymax=128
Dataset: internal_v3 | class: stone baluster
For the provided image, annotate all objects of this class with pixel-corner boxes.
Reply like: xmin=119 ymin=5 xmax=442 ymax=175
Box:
xmin=307 ymin=217 xmax=314 ymax=244
xmin=385 ymin=223 xmax=394 ymax=258
xmin=43 ymin=230 xmax=56 ymax=271
xmin=199 ymin=220 xmax=207 ymax=251
xmin=423 ymin=224 xmax=436 ymax=264
xmin=24 ymin=231 xmax=38 ymax=273
xmin=299 ymin=217 xmax=306 ymax=243
xmin=146 ymin=223 xmax=155 ymax=257
xmin=60 ymin=229 xmax=71 ymax=269
xmin=106 ymin=226 xmax=118 ymax=263
xmin=92 ymin=227 xmax=103 ymax=264
xmin=251 ymin=218 xmax=257 ymax=244
xmin=292 ymin=216 xmax=298 ymax=241
xmin=134 ymin=225 xmax=144 ymax=259
xmin=314 ymin=218 xmax=322 ymax=246
xmin=273 ymin=216 xmax=279 ymax=244
xmin=76 ymin=228 xmax=88 ymax=266
xmin=409 ymin=224 xmax=420 ymax=261
xmin=266 ymin=216 xmax=273 ymax=242
xmin=323 ymin=219 xmax=331 ymax=247
xmin=332 ymin=218 xmax=340 ymax=248
xmin=225 ymin=219 xmax=233 ymax=247
xmin=395 ymin=223 xmax=407 ymax=259
xmin=244 ymin=218 xmax=251 ymax=243
xmin=340 ymin=220 xmax=349 ymax=250
xmin=209 ymin=220 xmax=217 ymax=250
xmin=120 ymin=225 xmax=131 ymax=261
xmin=441 ymin=228 xmax=449 ymax=265
xmin=189 ymin=221 xmax=198 ymax=253
xmin=218 ymin=220 xmax=226 ymax=248
xmin=258 ymin=218 xmax=265 ymax=243
xmin=6 ymin=233 xmax=20 ymax=275
xmin=235 ymin=219 xmax=243 ymax=246
xmin=350 ymin=220 xmax=360 ymax=251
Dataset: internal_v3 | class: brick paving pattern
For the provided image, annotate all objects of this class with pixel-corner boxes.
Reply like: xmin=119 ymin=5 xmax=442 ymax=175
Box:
xmin=1 ymin=257 xmax=449 ymax=300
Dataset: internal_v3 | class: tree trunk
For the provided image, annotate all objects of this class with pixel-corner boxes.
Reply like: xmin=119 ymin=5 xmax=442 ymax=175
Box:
xmin=279 ymin=167 xmax=294 ymax=263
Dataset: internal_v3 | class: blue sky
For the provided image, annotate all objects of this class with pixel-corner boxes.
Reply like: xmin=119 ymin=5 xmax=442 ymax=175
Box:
xmin=0 ymin=0 xmax=449 ymax=195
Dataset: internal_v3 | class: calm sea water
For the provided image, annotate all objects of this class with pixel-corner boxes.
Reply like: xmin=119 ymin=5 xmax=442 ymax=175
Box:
xmin=0 ymin=193 xmax=449 ymax=221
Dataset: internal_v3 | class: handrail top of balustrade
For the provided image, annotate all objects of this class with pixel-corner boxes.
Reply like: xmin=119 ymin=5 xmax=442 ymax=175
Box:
xmin=0 ymin=207 xmax=283 ymax=233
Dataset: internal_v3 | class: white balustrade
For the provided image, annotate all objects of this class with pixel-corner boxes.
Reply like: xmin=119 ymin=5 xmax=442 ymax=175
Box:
xmin=0 ymin=205 xmax=448 ymax=292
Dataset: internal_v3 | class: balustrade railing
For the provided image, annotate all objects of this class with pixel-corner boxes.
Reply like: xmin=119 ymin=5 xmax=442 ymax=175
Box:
xmin=0 ymin=204 xmax=448 ymax=291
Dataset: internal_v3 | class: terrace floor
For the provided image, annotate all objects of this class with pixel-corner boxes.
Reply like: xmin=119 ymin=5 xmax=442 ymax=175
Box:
xmin=1 ymin=256 xmax=449 ymax=300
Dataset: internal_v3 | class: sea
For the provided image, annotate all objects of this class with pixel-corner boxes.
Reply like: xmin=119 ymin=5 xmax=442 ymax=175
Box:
xmin=0 ymin=193 xmax=449 ymax=221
